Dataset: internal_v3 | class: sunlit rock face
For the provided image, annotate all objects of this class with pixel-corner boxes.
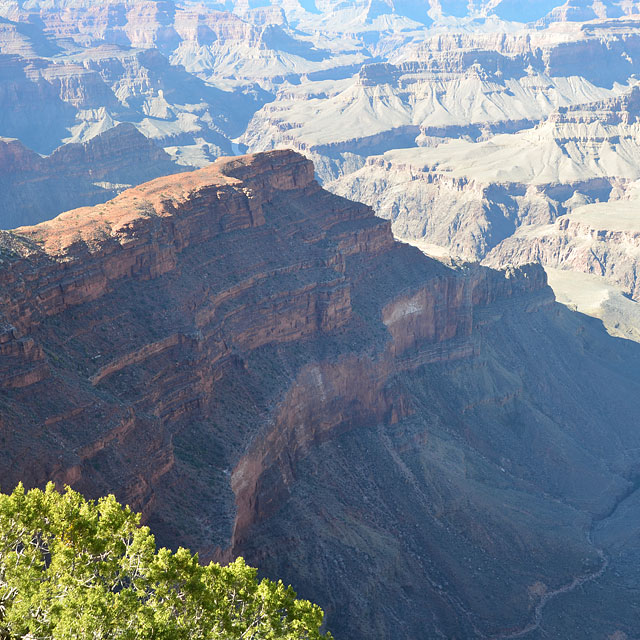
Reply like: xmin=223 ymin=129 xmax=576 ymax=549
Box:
xmin=330 ymin=85 xmax=640 ymax=259
xmin=3 ymin=0 xmax=640 ymax=242
xmin=0 ymin=123 xmax=189 ymax=228
xmin=484 ymin=185 xmax=640 ymax=300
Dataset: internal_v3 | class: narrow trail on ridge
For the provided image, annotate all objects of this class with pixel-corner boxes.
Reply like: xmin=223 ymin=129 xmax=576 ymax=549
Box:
xmin=491 ymin=544 xmax=609 ymax=639
xmin=489 ymin=480 xmax=640 ymax=639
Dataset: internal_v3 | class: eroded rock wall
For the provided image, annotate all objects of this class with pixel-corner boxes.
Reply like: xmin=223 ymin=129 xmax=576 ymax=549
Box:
xmin=2 ymin=151 xmax=640 ymax=639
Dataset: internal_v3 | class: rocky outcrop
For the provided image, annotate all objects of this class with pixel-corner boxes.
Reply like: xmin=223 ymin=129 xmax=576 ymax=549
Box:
xmin=484 ymin=190 xmax=640 ymax=300
xmin=2 ymin=0 xmax=640 ymax=171
xmin=229 ymin=260 xmax=550 ymax=552
xmin=2 ymin=151 xmax=640 ymax=638
xmin=0 ymin=0 xmax=363 ymax=92
xmin=0 ymin=123 xmax=188 ymax=228
xmin=330 ymin=154 xmax=561 ymax=260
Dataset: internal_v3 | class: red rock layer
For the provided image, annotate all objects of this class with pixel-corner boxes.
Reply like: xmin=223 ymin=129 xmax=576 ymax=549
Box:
xmin=0 ymin=123 xmax=187 ymax=228
xmin=0 ymin=147 xmax=548 ymax=531
xmin=0 ymin=149 xmax=559 ymax=638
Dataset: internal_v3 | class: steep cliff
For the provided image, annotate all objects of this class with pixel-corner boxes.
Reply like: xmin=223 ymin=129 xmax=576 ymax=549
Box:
xmin=485 ymin=192 xmax=640 ymax=300
xmin=482 ymin=184 xmax=640 ymax=342
xmin=2 ymin=151 xmax=640 ymax=638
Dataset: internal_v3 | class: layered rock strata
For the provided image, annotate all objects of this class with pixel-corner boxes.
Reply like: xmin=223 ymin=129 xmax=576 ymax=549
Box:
xmin=242 ymin=18 xmax=640 ymax=182
xmin=332 ymin=83 xmax=640 ymax=260
xmin=2 ymin=151 xmax=640 ymax=638
xmin=484 ymin=192 xmax=640 ymax=300
xmin=0 ymin=44 xmax=258 ymax=159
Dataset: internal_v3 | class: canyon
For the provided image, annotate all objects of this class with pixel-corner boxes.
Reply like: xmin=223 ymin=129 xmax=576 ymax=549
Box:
xmin=2 ymin=1 xmax=640 ymax=637
xmin=4 ymin=0 xmax=640 ymax=269
xmin=331 ymin=83 xmax=640 ymax=259
xmin=1 ymin=150 xmax=640 ymax=638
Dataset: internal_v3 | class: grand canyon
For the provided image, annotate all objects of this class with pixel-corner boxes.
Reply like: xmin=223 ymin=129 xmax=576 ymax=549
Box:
xmin=1 ymin=1 xmax=640 ymax=638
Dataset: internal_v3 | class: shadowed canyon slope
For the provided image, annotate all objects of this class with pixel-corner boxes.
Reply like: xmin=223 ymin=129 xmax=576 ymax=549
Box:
xmin=2 ymin=151 xmax=640 ymax=638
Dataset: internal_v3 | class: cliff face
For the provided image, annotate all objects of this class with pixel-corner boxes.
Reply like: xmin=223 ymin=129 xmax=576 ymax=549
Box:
xmin=0 ymin=147 xmax=402 ymax=537
xmin=2 ymin=151 xmax=640 ymax=639
xmin=484 ymin=186 xmax=640 ymax=300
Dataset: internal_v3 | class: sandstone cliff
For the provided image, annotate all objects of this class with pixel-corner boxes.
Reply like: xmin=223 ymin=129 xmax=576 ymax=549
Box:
xmin=2 ymin=151 xmax=640 ymax=638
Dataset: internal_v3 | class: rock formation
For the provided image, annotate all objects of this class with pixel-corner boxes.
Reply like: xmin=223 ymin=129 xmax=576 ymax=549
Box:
xmin=242 ymin=18 xmax=640 ymax=180
xmin=0 ymin=42 xmax=260 ymax=158
xmin=484 ymin=191 xmax=640 ymax=299
xmin=330 ymin=82 xmax=640 ymax=260
xmin=3 ymin=2 xmax=640 ymax=637
xmin=482 ymin=183 xmax=640 ymax=340
xmin=1 ymin=151 xmax=640 ymax=638
xmin=6 ymin=0 xmax=639 ymax=174
xmin=4 ymin=0 xmax=640 ymax=235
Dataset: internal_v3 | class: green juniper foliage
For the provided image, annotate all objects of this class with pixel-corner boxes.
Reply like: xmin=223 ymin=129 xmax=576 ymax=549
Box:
xmin=0 ymin=483 xmax=331 ymax=640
